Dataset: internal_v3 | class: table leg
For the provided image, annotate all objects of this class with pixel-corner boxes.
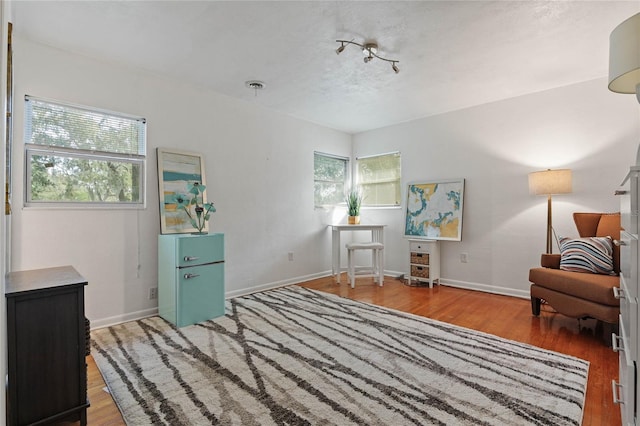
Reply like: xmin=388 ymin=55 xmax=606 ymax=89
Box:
xmin=377 ymin=228 xmax=384 ymax=281
xmin=332 ymin=227 xmax=341 ymax=283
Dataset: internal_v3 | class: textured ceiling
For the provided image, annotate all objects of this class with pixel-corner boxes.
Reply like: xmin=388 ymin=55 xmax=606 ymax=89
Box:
xmin=11 ymin=1 xmax=640 ymax=134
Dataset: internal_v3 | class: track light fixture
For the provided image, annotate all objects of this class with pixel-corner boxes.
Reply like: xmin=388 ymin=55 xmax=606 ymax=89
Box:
xmin=335 ymin=39 xmax=400 ymax=74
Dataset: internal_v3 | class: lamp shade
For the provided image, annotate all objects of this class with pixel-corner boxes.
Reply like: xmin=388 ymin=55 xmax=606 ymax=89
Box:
xmin=609 ymin=12 xmax=640 ymax=97
xmin=528 ymin=169 xmax=572 ymax=196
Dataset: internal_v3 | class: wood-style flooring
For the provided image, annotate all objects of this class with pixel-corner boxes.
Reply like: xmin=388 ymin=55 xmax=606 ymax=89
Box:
xmin=85 ymin=275 xmax=620 ymax=425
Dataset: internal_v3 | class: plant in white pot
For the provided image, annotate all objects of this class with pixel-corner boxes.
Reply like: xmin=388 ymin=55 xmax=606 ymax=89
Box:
xmin=346 ymin=187 xmax=363 ymax=224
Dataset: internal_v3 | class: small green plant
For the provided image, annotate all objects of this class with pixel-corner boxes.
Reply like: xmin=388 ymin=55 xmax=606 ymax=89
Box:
xmin=345 ymin=188 xmax=363 ymax=217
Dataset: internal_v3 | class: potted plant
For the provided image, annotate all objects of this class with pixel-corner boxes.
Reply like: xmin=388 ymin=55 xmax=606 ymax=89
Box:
xmin=172 ymin=182 xmax=216 ymax=234
xmin=346 ymin=187 xmax=363 ymax=224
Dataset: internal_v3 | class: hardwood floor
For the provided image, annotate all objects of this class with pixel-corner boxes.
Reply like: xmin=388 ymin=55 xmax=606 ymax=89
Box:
xmin=85 ymin=275 xmax=620 ymax=425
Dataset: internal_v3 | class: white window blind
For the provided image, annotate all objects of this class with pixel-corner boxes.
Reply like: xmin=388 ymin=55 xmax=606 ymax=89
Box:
xmin=314 ymin=152 xmax=349 ymax=207
xmin=356 ymin=152 xmax=401 ymax=207
xmin=24 ymin=96 xmax=146 ymax=207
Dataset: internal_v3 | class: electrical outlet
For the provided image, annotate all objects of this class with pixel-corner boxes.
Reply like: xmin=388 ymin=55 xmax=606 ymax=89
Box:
xmin=149 ymin=287 xmax=158 ymax=299
xmin=460 ymin=253 xmax=468 ymax=263
xmin=288 ymin=252 xmax=294 ymax=261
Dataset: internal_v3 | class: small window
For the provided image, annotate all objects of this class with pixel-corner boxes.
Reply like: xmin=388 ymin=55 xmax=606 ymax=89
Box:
xmin=314 ymin=152 xmax=349 ymax=207
xmin=356 ymin=152 xmax=401 ymax=207
xmin=24 ymin=96 xmax=146 ymax=207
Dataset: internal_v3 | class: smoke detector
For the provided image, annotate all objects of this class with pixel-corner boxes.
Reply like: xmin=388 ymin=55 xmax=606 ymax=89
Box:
xmin=245 ymin=80 xmax=266 ymax=96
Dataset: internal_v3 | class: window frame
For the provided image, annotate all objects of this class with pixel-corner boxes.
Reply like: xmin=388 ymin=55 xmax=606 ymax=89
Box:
xmin=314 ymin=151 xmax=350 ymax=208
xmin=356 ymin=151 xmax=402 ymax=208
xmin=23 ymin=96 xmax=147 ymax=209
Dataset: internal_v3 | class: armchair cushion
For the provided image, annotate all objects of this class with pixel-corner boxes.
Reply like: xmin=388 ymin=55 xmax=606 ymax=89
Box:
xmin=558 ymin=236 xmax=615 ymax=275
xmin=529 ymin=267 xmax=619 ymax=306
xmin=541 ymin=253 xmax=560 ymax=269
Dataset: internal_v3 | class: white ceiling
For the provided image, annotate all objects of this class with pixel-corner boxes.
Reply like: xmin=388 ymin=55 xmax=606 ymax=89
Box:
xmin=10 ymin=1 xmax=640 ymax=134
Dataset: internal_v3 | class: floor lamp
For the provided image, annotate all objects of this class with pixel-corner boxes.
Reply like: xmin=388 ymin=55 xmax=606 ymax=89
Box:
xmin=528 ymin=169 xmax=572 ymax=254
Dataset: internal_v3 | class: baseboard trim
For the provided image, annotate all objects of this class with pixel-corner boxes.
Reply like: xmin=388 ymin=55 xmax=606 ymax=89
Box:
xmin=225 ymin=271 xmax=332 ymax=298
xmin=89 ymin=272 xmax=529 ymax=329
xmin=439 ymin=278 xmax=530 ymax=300
xmin=91 ymin=307 xmax=158 ymax=330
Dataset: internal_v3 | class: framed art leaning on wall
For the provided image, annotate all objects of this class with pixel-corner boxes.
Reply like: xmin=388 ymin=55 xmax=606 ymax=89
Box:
xmin=157 ymin=148 xmax=208 ymax=234
xmin=403 ymin=179 xmax=465 ymax=241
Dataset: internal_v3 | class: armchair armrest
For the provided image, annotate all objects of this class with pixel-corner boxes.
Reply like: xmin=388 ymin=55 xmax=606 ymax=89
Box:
xmin=541 ymin=254 xmax=561 ymax=269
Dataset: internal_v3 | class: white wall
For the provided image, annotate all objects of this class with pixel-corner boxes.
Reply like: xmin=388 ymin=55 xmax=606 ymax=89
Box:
xmin=10 ymin=36 xmax=640 ymax=328
xmin=354 ymin=78 xmax=640 ymax=297
xmin=11 ymin=38 xmax=351 ymax=327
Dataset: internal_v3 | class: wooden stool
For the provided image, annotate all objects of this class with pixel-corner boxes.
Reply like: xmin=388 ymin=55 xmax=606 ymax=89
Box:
xmin=346 ymin=242 xmax=384 ymax=288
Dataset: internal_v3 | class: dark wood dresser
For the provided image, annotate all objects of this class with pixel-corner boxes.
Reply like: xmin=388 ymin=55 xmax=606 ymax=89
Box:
xmin=5 ymin=265 xmax=89 ymax=425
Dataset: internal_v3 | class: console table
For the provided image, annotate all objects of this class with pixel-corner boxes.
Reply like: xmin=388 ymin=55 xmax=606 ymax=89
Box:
xmin=6 ymin=265 xmax=89 ymax=426
xmin=329 ymin=224 xmax=385 ymax=283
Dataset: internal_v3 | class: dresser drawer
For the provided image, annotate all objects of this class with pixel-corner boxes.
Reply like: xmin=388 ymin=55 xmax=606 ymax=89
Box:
xmin=619 ymin=231 xmax=638 ymax=300
xmin=410 ymin=252 xmax=429 ymax=265
xmin=411 ymin=265 xmax=430 ymax=279
xmin=409 ymin=240 xmax=435 ymax=252
xmin=617 ymin=287 xmax=638 ymax=361
xmin=619 ymin=168 xmax=640 ymax=234
xmin=178 ymin=233 xmax=224 ymax=267
xmin=613 ymin=318 xmax=636 ymax=426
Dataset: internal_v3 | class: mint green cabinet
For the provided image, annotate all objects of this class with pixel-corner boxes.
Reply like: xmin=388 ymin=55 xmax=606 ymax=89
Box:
xmin=158 ymin=233 xmax=225 ymax=327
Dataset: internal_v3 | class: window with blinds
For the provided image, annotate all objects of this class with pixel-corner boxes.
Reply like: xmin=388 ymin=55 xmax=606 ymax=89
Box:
xmin=314 ymin=152 xmax=349 ymax=207
xmin=24 ymin=96 xmax=146 ymax=207
xmin=356 ymin=152 xmax=401 ymax=207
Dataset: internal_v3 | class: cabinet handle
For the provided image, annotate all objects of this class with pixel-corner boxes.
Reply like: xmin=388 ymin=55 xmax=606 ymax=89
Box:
xmin=183 ymin=273 xmax=200 ymax=280
xmin=613 ymin=240 xmax=627 ymax=247
xmin=612 ymin=333 xmax=625 ymax=352
xmin=614 ymin=190 xmax=629 ymax=196
xmin=613 ymin=286 xmax=625 ymax=300
xmin=184 ymin=256 xmax=200 ymax=262
xmin=612 ymin=380 xmax=625 ymax=404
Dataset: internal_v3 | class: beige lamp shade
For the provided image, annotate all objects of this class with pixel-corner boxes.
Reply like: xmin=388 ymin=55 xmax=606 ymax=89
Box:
xmin=528 ymin=169 xmax=572 ymax=196
xmin=609 ymin=12 xmax=640 ymax=100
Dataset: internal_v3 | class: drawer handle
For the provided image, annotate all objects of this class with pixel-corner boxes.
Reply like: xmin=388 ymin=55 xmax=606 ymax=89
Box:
xmin=184 ymin=256 xmax=200 ymax=262
xmin=612 ymin=333 xmax=625 ymax=353
xmin=612 ymin=380 xmax=625 ymax=404
xmin=614 ymin=190 xmax=629 ymax=196
xmin=613 ymin=240 xmax=627 ymax=247
xmin=613 ymin=286 xmax=625 ymax=300
xmin=183 ymin=273 xmax=200 ymax=280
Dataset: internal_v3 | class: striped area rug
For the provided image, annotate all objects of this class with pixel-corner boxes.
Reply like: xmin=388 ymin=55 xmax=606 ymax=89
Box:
xmin=91 ymin=286 xmax=588 ymax=425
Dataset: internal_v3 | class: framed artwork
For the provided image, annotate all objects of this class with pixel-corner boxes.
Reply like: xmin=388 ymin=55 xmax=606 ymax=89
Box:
xmin=157 ymin=148 xmax=208 ymax=234
xmin=403 ymin=179 xmax=465 ymax=241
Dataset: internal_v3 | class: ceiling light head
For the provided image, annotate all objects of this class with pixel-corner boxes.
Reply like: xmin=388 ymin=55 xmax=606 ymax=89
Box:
xmin=336 ymin=42 xmax=346 ymax=55
xmin=392 ymin=62 xmax=400 ymax=74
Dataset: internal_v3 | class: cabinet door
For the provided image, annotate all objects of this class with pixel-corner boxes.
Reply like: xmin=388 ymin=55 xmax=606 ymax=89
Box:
xmin=9 ymin=287 xmax=85 ymax=425
xmin=177 ymin=262 xmax=225 ymax=327
xmin=178 ymin=234 xmax=224 ymax=267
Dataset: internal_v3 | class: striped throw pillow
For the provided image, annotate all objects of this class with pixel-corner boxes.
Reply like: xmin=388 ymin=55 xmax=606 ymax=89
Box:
xmin=559 ymin=236 xmax=615 ymax=275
